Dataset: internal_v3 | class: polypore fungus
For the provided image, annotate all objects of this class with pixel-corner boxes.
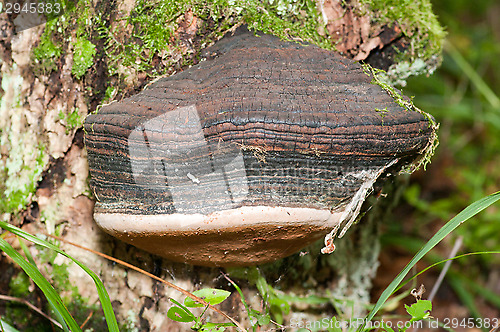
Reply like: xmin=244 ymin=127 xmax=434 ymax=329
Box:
xmin=84 ymin=27 xmax=437 ymax=267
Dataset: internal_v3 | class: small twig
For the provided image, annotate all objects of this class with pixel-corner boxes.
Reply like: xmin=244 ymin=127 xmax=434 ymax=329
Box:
xmin=428 ymin=236 xmax=463 ymax=302
xmin=222 ymin=272 xmax=252 ymax=320
xmin=80 ymin=310 xmax=94 ymax=329
xmin=0 ymin=294 xmax=63 ymax=329
xmin=48 ymin=234 xmax=246 ymax=331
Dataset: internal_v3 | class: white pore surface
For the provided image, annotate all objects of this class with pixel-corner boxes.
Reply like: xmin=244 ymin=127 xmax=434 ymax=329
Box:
xmin=94 ymin=206 xmax=344 ymax=234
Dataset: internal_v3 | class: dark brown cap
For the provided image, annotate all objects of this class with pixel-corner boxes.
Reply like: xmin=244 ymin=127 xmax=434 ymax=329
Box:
xmin=84 ymin=28 xmax=437 ymax=266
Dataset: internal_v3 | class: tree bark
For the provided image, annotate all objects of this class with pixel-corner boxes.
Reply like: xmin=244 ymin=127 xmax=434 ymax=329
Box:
xmin=0 ymin=1 xmax=444 ymax=330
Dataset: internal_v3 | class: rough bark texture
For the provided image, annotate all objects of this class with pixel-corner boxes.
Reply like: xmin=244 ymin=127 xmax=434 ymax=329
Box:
xmin=0 ymin=1 xmax=444 ymax=330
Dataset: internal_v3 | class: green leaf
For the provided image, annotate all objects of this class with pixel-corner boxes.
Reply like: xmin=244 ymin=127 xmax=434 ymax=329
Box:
xmin=326 ymin=317 xmax=343 ymax=332
xmin=0 ymin=318 xmax=20 ymax=332
xmin=358 ymin=191 xmax=500 ymax=331
xmin=405 ymin=300 xmax=432 ymax=321
xmin=168 ymin=298 xmax=196 ymax=323
xmin=184 ymin=288 xmax=231 ymax=308
xmin=18 ymin=238 xmax=37 ymax=267
xmin=0 ymin=221 xmax=119 ymax=332
xmin=381 ymin=321 xmax=396 ymax=332
xmin=167 ymin=306 xmax=195 ymax=323
xmin=0 ymin=237 xmax=79 ymax=332
xmin=256 ymin=313 xmax=271 ymax=326
xmin=32 ymin=31 xmax=62 ymax=75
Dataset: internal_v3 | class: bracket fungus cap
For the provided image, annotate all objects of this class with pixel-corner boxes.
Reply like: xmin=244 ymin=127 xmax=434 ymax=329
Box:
xmin=84 ymin=27 xmax=437 ymax=267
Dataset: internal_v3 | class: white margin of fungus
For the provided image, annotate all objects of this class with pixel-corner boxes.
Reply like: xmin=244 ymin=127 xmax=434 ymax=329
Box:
xmin=321 ymin=159 xmax=398 ymax=254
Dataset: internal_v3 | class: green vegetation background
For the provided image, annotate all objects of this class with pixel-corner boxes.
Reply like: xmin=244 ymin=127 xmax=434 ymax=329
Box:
xmin=402 ymin=0 xmax=499 ymax=258
xmin=382 ymin=0 xmax=500 ymax=318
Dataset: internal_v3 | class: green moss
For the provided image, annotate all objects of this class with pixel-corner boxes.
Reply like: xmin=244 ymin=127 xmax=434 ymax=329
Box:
xmin=31 ymin=0 xmax=94 ymax=79
xmin=4 ymin=306 xmax=30 ymax=329
xmin=58 ymin=108 xmax=84 ymax=131
xmin=32 ymin=0 xmax=445 ymax=94
xmin=361 ymin=0 xmax=446 ymax=60
xmin=238 ymin=0 xmax=331 ymax=48
xmin=71 ymin=37 xmax=96 ymax=79
xmin=362 ymin=62 xmax=439 ymax=172
xmin=100 ymin=0 xmax=331 ymax=77
xmin=360 ymin=0 xmax=446 ymax=85
xmin=32 ymin=20 xmax=62 ymax=76
xmin=375 ymin=107 xmax=388 ymax=125
xmin=43 ymin=0 xmax=444 ymax=96
xmin=120 ymin=0 xmax=185 ymax=73
xmin=9 ymin=272 xmax=31 ymax=297
xmin=31 ymin=1 xmax=75 ymax=76
xmin=103 ymin=86 xmax=117 ymax=103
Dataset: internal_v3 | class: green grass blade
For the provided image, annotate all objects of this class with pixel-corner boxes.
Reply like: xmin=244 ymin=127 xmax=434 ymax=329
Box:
xmin=17 ymin=238 xmax=70 ymax=328
xmin=0 ymin=318 xmax=20 ymax=332
xmin=396 ymin=251 xmax=500 ymax=293
xmin=0 ymin=222 xmax=119 ymax=332
xmin=222 ymin=273 xmax=253 ymax=328
xmin=358 ymin=191 xmax=500 ymax=331
xmin=18 ymin=238 xmax=37 ymax=267
xmin=47 ymin=301 xmax=70 ymax=331
xmin=445 ymin=41 xmax=500 ymax=109
xmin=0 ymin=237 xmax=79 ymax=332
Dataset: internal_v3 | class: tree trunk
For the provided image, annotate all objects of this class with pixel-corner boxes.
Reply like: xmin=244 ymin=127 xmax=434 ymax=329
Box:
xmin=0 ymin=0 xmax=444 ymax=330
